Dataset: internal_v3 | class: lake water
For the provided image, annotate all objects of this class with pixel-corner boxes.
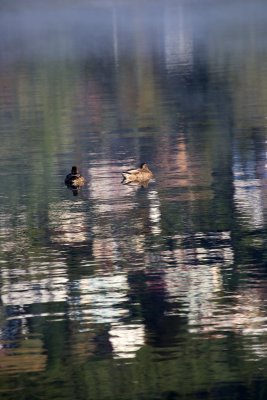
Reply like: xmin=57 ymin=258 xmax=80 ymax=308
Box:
xmin=1 ymin=1 xmax=267 ymax=399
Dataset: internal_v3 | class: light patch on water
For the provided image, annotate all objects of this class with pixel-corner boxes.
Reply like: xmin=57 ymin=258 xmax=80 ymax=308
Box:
xmin=233 ymin=155 xmax=264 ymax=229
xmin=109 ymin=323 xmax=145 ymax=359
xmin=164 ymin=4 xmax=193 ymax=72
xmin=88 ymin=163 xmax=136 ymax=214
xmin=194 ymin=288 xmax=267 ymax=340
xmin=148 ymin=189 xmax=162 ymax=235
xmin=68 ymin=274 xmax=130 ymax=324
xmin=2 ymin=275 xmax=68 ymax=306
xmin=49 ymin=200 xmax=88 ymax=244
xmin=163 ymin=231 xmax=234 ymax=331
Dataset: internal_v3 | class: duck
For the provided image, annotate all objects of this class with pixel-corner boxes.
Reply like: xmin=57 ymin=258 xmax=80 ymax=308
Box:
xmin=122 ymin=162 xmax=153 ymax=183
xmin=65 ymin=166 xmax=85 ymax=187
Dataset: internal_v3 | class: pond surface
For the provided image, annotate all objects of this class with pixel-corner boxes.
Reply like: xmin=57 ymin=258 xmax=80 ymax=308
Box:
xmin=1 ymin=0 xmax=267 ymax=399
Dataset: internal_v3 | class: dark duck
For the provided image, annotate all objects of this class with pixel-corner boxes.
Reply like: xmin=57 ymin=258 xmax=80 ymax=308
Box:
xmin=65 ymin=166 xmax=85 ymax=188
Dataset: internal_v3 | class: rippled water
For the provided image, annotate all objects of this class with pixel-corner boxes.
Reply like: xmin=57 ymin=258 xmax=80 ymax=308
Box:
xmin=1 ymin=0 xmax=267 ymax=399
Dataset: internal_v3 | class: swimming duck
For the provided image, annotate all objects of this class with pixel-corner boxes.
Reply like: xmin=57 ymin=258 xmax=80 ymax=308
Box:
xmin=122 ymin=163 xmax=153 ymax=183
xmin=65 ymin=166 xmax=85 ymax=187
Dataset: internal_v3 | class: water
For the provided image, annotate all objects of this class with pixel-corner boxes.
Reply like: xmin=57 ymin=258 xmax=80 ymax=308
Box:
xmin=1 ymin=0 xmax=267 ymax=399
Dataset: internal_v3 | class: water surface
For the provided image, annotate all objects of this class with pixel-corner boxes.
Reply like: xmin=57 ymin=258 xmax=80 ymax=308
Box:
xmin=1 ymin=1 xmax=267 ymax=399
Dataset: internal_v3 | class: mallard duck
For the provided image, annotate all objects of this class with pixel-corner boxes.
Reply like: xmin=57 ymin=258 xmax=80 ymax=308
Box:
xmin=122 ymin=163 xmax=153 ymax=183
xmin=65 ymin=166 xmax=85 ymax=187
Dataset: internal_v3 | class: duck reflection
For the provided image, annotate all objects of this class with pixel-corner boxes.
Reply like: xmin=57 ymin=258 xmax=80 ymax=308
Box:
xmin=68 ymin=187 xmax=79 ymax=196
xmin=121 ymin=179 xmax=152 ymax=188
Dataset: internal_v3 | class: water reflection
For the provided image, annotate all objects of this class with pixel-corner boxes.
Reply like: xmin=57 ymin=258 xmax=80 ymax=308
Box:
xmin=2 ymin=0 xmax=267 ymax=398
xmin=164 ymin=4 xmax=193 ymax=72
xmin=70 ymin=274 xmax=129 ymax=324
xmin=110 ymin=323 xmax=145 ymax=359
xmin=49 ymin=200 xmax=89 ymax=245
xmin=233 ymin=147 xmax=265 ymax=229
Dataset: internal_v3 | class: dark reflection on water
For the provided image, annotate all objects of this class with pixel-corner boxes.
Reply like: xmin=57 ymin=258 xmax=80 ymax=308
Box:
xmin=1 ymin=0 xmax=267 ymax=399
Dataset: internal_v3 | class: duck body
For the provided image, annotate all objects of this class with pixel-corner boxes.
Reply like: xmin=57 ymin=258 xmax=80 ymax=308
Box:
xmin=122 ymin=163 xmax=153 ymax=183
xmin=65 ymin=166 xmax=85 ymax=187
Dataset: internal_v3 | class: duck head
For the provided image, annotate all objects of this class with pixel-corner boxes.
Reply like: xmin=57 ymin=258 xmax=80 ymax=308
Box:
xmin=71 ymin=166 xmax=78 ymax=175
xmin=140 ymin=163 xmax=149 ymax=170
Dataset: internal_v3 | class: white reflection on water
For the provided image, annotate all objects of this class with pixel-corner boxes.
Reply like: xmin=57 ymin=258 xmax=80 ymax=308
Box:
xmin=68 ymin=274 xmax=129 ymax=324
xmin=214 ymin=289 xmax=267 ymax=335
xmin=49 ymin=200 xmax=88 ymax=244
xmin=92 ymin=237 xmax=120 ymax=268
xmin=194 ymin=286 xmax=267 ymax=361
xmin=164 ymin=5 xmax=193 ymax=72
xmin=234 ymin=179 xmax=263 ymax=228
xmin=163 ymin=231 xmax=233 ymax=266
xmin=2 ymin=266 xmax=68 ymax=306
xmin=148 ymin=189 xmax=162 ymax=236
xmin=162 ymin=230 xmax=267 ymax=359
xmin=164 ymin=232 xmax=233 ymax=320
xmin=89 ymin=162 xmax=136 ymax=214
xmin=233 ymin=153 xmax=264 ymax=229
xmin=109 ymin=323 xmax=145 ymax=359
